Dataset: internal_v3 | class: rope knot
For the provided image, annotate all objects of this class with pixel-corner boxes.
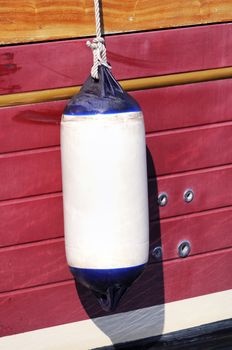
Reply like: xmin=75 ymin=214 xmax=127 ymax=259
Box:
xmin=87 ymin=37 xmax=111 ymax=79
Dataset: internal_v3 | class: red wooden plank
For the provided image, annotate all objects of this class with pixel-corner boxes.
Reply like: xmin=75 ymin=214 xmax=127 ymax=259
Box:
xmin=0 ymin=23 xmax=232 ymax=95
xmin=0 ymin=194 xmax=63 ymax=247
xmin=1 ymin=205 xmax=231 ymax=292
xmin=0 ymin=248 xmax=231 ymax=336
xmin=1 ymin=79 xmax=232 ymax=154
xmin=0 ymin=239 xmax=70 ymax=293
xmin=149 ymin=164 xmax=232 ymax=220
xmin=150 ymin=207 xmax=232 ymax=261
xmin=0 ymin=148 xmax=61 ymax=201
xmin=136 ymin=79 xmax=232 ymax=132
xmin=147 ymin=121 xmax=232 ymax=176
xmin=2 ymin=120 xmax=232 ymax=200
xmin=0 ymin=101 xmax=63 ymax=153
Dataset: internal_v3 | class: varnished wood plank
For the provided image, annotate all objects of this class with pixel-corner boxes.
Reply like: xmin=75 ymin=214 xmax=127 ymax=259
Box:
xmin=1 ymin=206 xmax=232 ymax=291
xmin=0 ymin=239 xmax=70 ymax=293
xmin=0 ymin=1 xmax=231 ymax=44
xmin=149 ymin=164 xmax=232 ymax=220
xmin=0 ymin=101 xmax=63 ymax=153
xmin=1 ymin=79 xmax=232 ymax=153
xmin=0 ymin=248 xmax=231 ymax=336
xmin=0 ymin=23 xmax=232 ymax=96
xmin=2 ymin=122 xmax=232 ymax=200
xmin=1 ymin=67 xmax=232 ymax=107
xmin=0 ymin=148 xmax=61 ymax=201
xmin=147 ymin=121 xmax=232 ymax=176
xmin=0 ymin=194 xmax=63 ymax=247
xmin=150 ymin=206 xmax=232 ymax=261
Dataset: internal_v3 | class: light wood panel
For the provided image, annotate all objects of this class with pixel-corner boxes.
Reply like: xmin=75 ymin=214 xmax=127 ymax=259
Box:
xmin=0 ymin=23 xmax=232 ymax=96
xmin=0 ymin=1 xmax=231 ymax=44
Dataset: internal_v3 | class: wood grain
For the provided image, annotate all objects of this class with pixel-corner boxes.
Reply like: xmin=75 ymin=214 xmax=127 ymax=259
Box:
xmin=1 ymin=205 xmax=232 ymax=291
xmin=0 ymin=239 xmax=70 ymax=293
xmin=0 ymin=1 xmax=231 ymax=44
xmin=1 ymin=79 xmax=232 ymax=153
xmin=2 ymin=121 xmax=232 ymax=200
xmin=1 ymin=23 xmax=232 ymax=95
xmin=0 ymin=194 xmax=63 ymax=247
xmin=0 ymin=248 xmax=231 ymax=336
xmin=0 ymin=148 xmax=61 ymax=201
xmin=150 ymin=206 xmax=232 ymax=261
xmin=149 ymin=164 xmax=232 ymax=220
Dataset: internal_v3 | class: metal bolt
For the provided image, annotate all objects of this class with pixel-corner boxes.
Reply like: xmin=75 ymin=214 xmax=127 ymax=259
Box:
xmin=152 ymin=246 xmax=163 ymax=261
xmin=184 ymin=189 xmax=194 ymax=203
xmin=157 ymin=192 xmax=168 ymax=207
xmin=178 ymin=241 xmax=191 ymax=258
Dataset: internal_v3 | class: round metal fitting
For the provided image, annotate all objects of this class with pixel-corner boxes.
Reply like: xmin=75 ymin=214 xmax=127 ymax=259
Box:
xmin=158 ymin=192 xmax=168 ymax=207
xmin=152 ymin=246 xmax=163 ymax=261
xmin=184 ymin=189 xmax=194 ymax=203
xmin=178 ymin=241 xmax=191 ymax=258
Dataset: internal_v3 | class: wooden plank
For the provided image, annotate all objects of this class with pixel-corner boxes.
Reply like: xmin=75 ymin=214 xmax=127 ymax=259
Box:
xmin=2 ymin=79 xmax=232 ymax=153
xmin=0 ymin=239 xmax=70 ymax=293
xmin=150 ymin=206 xmax=232 ymax=261
xmin=0 ymin=148 xmax=61 ymax=201
xmin=1 ymin=205 xmax=232 ymax=291
xmin=0 ymin=101 xmax=63 ymax=153
xmin=0 ymin=194 xmax=63 ymax=247
xmin=0 ymin=1 xmax=231 ymax=44
xmin=2 ymin=121 xmax=232 ymax=200
xmin=147 ymin=121 xmax=232 ymax=176
xmin=149 ymin=164 xmax=232 ymax=220
xmin=0 ymin=248 xmax=231 ymax=336
xmin=2 ymin=67 xmax=232 ymax=107
xmin=1 ymin=23 xmax=232 ymax=94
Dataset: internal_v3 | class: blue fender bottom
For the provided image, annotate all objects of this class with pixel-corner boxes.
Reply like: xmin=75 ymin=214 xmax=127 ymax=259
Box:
xmin=70 ymin=264 xmax=146 ymax=312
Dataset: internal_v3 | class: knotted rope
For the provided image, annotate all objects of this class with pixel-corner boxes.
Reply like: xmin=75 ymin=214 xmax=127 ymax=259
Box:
xmin=86 ymin=0 xmax=111 ymax=79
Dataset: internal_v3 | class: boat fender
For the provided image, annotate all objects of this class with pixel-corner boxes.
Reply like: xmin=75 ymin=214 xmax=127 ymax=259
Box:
xmin=61 ymin=65 xmax=149 ymax=311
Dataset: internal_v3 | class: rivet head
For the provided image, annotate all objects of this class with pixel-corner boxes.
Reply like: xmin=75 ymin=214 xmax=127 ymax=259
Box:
xmin=178 ymin=241 xmax=191 ymax=258
xmin=152 ymin=246 xmax=163 ymax=261
xmin=158 ymin=192 xmax=168 ymax=207
xmin=184 ymin=189 xmax=194 ymax=203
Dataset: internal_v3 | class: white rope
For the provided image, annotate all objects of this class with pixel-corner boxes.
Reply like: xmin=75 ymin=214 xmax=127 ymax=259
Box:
xmin=86 ymin=0 xmax=111 ymax=79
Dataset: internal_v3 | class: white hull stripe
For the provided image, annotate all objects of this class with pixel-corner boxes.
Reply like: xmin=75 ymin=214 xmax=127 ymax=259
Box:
xmin=1 ymin=289 xmax=232 ymax=350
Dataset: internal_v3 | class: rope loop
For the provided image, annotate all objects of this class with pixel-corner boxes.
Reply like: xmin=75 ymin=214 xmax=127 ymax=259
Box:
xmin=87 ymin=0 xmax=111 ymax=79
xmin=87 ymin=37 xmax=111 ymax=79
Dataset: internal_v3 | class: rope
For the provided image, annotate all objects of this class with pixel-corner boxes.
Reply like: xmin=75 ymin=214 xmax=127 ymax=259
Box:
xmin=86 ymin=0 xmax=111 ymax=79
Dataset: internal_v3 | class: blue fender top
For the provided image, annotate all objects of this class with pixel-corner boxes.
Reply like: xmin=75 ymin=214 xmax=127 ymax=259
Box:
xmin=64 ymin=66 xmax=141 ymax=116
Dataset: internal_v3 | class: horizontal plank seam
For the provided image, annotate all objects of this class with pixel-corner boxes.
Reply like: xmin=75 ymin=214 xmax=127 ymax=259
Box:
xmin=2 ymin=117 xmax=232 ymax=157
xmin=0 ymin=21 xmax=230 ymax=47
xmin=153 ymin=162 xmax=232 ymax=180
xmin=150 ymin=245 xmax=232 ymax=265
xmin=2 ymin=203 xmax=232 ymax=249
xmin=0 ymin=67 xmax=232 ymax=107
xmin=1 ymin=246 xmax=231 ymax=296
xmin=1 ymin=162 xmax=232 ymax=203
xmin=0 ymin=279 xmax=74 ymax=297
xmin=146 ymin=119 xmax=232 ymax=137
xmin=150 ymin=245 xmax=232 ymax=266
xmin=0 ymin=237 xmax=64 ymax=252
xmin=0 ymin=191 xmax=62 ymax=206
xmin=0 ymin=145 xmax=60 ymax=159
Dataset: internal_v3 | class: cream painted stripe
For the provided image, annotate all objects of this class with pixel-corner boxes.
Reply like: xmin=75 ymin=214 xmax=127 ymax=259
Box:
xmin=0 ymin=67 xmax=232 ymax=107
xmin=1 ymin=290 xmax=231 ymax=350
